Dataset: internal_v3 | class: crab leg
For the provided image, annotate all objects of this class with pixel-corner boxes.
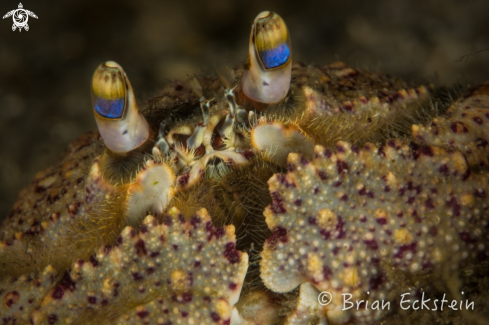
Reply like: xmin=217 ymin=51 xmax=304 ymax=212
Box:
xmin=186 ymin=98 xmax=211 ymax=149
xmin=152 ymin=121 xmax=170 ymax=157
xmin=218 ymin=88 xmax=237 ymax=138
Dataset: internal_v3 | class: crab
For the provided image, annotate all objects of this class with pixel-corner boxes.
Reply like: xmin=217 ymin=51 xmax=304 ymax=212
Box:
xmin=1 ymin=10 xmax=489 ymax=325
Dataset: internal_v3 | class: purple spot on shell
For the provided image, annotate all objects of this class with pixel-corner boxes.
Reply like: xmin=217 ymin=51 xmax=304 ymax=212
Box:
xmin=150 ymin=252 xmax=160 ymax=258
xmin=89 ymin=254 xmax=99 ymax=267
xmin=340 ymin=194 xmax=348 ymax=201
xmin=211 ymin=312 xmax=221 ymax=322
xmin=135 ymin=239 xmax=147 ymax=256
xmin=140 ymin=224 xmax=148 ymax=234
xmin=323 ymin=266 xmax=332 ymax=280
xmin=333 ymin=181 xmax=342 ymax=187
xmin=324 ymin=148 xmax=332 ymax=158
xmin=194 ymin=260 xmax=201 ymax=268
xmin=277 ymin=174 xmax=296 ymax=188
xmin=473 ymin=116 xmax=483 ymax=125
xmin=317 ymin=171 xmax=327 ymax=180
xmin=267 ymin=226 xmax=288 ymax=245
xmin=369 ymin=274 xmax=386 ymax=290
xmin=336 ymin=217 xmax=346 ymax=239
xmin=59 ymin=271 xmax=76 ymax=292
xmin=459 ymin=231 xmax=477 ymax=243
xmin=300 ymin=156 xmax=309 ymax=165
xmin=243 ymin=150 xmax=255 ymax=159
xmin=439 ymin=164 xmax=449 ymax=177
xmin=446 ymin=197 xmax=461 ymax=216
xmin=270 ymin=192 xmax=287 ymax=214
xmin=420 ymin=146 xmax=433 ymax=157
xmin=450 ymin=122 xmax=468 ymax=133
xmin=476 ymin=137 xmax=488 ymax=148
xmin=332 ymin=246 xmax=340 ymax=255
xmin=351 ymin=144 xmax=360 ymax=154
xmin=359 ymin=215 xmax=367 ymax=222
xmin=336 ymin=160 xmax=349 ymax=174
xmin=129 ymin=229 xmax=136 ymax=238
xmin=387 ymin=139 xmax=395 ymax=148
xmin=215 ymin=227 xmax=226 ymax=239
xmin=425 ymin=198 xmax=435 ymax=209
xmin=287 ymin=163 xmax=296 ymax=172
xmin=229 ymin=282 xmax=238 ymax=290
xmin=399 ymin=187 xmax=406 ymax=196
xmin=116 ymin=235 xmax=123 ymax=245
xmin=336 ymin=144 xmax=345 ymax=153
xmin=178 ymin=173 xmax=190 ymax=187
xmin=162 ymin=215 xmax=173 ymax=226
xmin=182 ymin=292 xmax=193 ymax=303
xmin=308 ymin=217 xmax=316 ymax=225
xmin=132 ymin=272 xmax=144 ymax=281
xmin=376 ymin=218 xmax=387 ymax=225
xmin=363 ymin=238 xmax=379 ymax=250
xmin=294 ymin=199 xmax=302 ymax=206
xmin=87 ymin=296 xmax=97 ymax=304
xmin=51 ymin=286 xmax=64 ymax=300
xmin=377 ymin=146 xmax=386 ymax=157
xmin=204 ymin=296 xmax=211 ymax=303
xmin=394 ymin=242 xmax=417 ymax=259
xmin=47 ymin=314 xmax=58 ymax=325
xmin=224 ymin=242 xmax=240 ymax=264
xmin=178 ymin=213 xmax=185 ymax=224
xmin=146 ymin=267 xmax=155 ymax=275
xmin=474 ymin=188 xmax=486 ymax=198
xmin=190 ymin=215 xmax=201 ymax=226
xmin=137 ymin=310 xmax=149 ymax=318
xmin=320 ymin=229 xmax=331 ymax=240
xmin=407 ymin=197 xmax=415 ymax=204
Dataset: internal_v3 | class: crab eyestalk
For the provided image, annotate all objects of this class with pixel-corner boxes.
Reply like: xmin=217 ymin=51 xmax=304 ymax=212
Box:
xmin=241 ymin=11 xmax=292 ymax=104
xmin=91 ymin=61 xmax=150 ymax=154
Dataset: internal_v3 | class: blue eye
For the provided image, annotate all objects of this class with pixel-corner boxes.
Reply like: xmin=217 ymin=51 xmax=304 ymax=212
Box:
xmin=91 ymin=61 xmax=150 ymax=154
xmin=242 ymin=11 xmax=293 ymax=104
xmin=94 ymin=97 xmax=125 ymax=119
xmin=253 ymin=11 xmax=291 ymax=71
xmin=92 ymin=62 xmax=127 ymax=120
xmin=258 ymin=42 xmax=291 ymax=69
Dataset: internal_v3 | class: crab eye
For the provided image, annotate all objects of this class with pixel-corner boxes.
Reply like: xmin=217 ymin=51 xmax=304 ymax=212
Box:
xmin=91 ymin=61 xmax=150 ymax=154
xmin=242 ymin=11 xmax=292 ymax=104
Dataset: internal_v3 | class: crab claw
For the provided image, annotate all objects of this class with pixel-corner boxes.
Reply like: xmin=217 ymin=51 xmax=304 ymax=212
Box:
xmin=241 ymin=11 xmax=292 ymax=104
xmin=91 ymin=61 xmax=150 ymax=154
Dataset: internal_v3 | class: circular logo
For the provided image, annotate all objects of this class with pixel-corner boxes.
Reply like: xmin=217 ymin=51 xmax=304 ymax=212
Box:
xmin=318 ymin=291 xmax=333 ymax=306
xmin=13 ymin=10 xmax=28 ymax=27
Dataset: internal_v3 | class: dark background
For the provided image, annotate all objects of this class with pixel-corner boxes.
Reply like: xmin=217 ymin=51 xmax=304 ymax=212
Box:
xmin=1 ymin=0 xmax=488 ymax=221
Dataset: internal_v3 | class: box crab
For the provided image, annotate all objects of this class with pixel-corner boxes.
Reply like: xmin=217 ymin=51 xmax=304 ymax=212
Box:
xmin=1 ymin=10 xmax=489 ymax=325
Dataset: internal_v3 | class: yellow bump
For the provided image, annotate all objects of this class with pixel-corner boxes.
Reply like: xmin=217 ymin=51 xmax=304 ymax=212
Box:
xmin=461 ymin=193 xmax=474 ymax=206
xmin=318 ymin=209 xmax=337 ymax=228
xmin=170 ymin=269 xmax=187 ymax=291
xmin=343 ymin=269 xmax=360 ymax=287
xmin=394 ymin=228 xmax=414 ymax=244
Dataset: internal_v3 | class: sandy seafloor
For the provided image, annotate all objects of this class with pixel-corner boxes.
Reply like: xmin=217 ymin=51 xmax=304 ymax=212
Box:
xmin=0 ymin=0 xmax=488 ymax=323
